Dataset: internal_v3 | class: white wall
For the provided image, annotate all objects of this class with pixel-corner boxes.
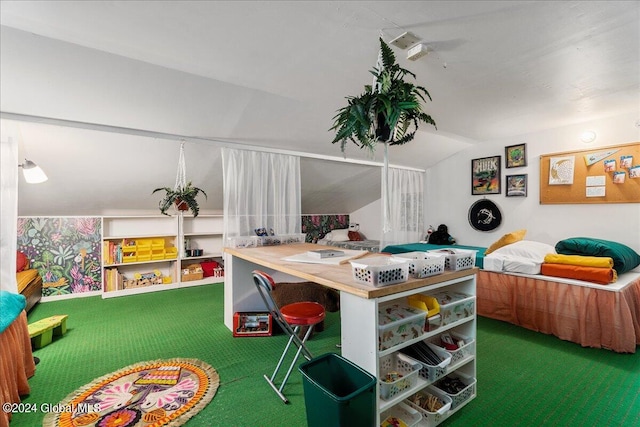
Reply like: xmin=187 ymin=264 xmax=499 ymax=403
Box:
xmin=424 ymin=113 xmax=640 ymax=251
xmin=350 ymin=199 xmax=382 ymax=241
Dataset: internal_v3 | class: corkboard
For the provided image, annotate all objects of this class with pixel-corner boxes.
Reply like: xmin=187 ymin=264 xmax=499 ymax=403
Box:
xmin=540 ymin=142 xmax=640 ymax=204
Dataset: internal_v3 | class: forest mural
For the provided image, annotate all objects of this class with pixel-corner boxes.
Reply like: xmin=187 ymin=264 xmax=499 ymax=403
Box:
xmin=17 ymin=217 xmax=102 ymax=297
xmin=302 ymin=214 xmax=349 ymax=243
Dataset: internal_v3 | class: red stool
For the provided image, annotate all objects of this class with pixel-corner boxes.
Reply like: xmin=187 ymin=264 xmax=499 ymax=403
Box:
xmin=253 ymin=270 xmax=326 ymax=403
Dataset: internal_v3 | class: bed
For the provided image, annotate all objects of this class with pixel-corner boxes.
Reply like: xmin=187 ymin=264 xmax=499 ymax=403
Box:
xmin=0 ymin=291 xmax=37 ymax=427
xmin=383 ymin=236 xmax=640 ymax=353
xmin=17 ymin=269 xmax=42 ymax=313
xmin=317 ymin=228 xmax=382 ymax=252
xmin=16 ymin=251 xmax=42 ymax=313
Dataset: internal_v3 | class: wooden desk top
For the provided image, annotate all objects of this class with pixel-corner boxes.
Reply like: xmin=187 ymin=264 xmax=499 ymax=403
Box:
xmin=225 ymin=243 xmax=477 ymax=299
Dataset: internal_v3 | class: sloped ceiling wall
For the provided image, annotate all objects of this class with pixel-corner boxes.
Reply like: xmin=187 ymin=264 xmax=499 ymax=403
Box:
xmin=2 ymin=2 xmax=638 ymax=217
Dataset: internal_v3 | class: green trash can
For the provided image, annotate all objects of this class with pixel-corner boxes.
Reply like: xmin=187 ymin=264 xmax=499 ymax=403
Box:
xmin=299 ymin=352 xmax=376 ymax=427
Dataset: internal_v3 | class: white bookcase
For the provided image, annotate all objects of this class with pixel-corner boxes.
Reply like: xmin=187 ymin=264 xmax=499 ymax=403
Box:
xmin=101 ymin=214 xmax=224 ymax=298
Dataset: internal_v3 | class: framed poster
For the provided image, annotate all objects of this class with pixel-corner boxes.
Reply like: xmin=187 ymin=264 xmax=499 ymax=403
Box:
xmin=472 ymin=156 xmax=501 ymax=195
xmin=506 ymin=174 xmax=527 ymax=197
xmin=505 ymin=143 xmax=527 ymax=168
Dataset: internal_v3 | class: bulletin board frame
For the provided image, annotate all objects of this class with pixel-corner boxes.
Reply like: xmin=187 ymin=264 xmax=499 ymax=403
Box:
xmin=539 ymin=142 xmax=640 ymax=204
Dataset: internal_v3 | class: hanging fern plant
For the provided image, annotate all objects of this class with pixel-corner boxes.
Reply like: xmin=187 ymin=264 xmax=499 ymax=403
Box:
xmin=330 ymin=38 xmax=437 ymax=153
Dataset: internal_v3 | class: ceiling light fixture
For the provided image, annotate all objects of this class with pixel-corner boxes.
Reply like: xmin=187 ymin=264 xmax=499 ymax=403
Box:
xmin=580 ymin=131 xmax=596 ymax=144
xmin=407 ymin=43 xmax=429 ymax=61
xmin=389 ymin=31 xmax=421 ymax=49
xmin=19 ymin=158 xmax=48 ymax=183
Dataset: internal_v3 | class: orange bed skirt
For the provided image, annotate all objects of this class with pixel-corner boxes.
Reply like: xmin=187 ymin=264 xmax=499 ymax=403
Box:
xmin=477 ymin=270 xmax=640 ymax=353
xmin=0 ymin=310 xmax=36 ymax=427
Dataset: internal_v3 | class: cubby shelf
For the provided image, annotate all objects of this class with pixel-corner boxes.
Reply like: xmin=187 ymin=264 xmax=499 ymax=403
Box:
xmin=101 ymin=215 xmax=224 ymax=298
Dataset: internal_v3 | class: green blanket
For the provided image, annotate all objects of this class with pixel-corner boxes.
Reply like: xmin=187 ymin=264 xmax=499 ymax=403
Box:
xmin=0 ymin=290 xmax=26 ymax=333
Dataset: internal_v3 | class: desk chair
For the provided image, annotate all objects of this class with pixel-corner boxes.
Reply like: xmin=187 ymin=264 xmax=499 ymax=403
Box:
xmin=253 ymin=270 xmax=326 ymax=403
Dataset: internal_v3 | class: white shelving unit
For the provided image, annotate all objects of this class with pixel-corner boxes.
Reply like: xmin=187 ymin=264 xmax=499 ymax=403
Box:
xmin=101 ymin=215 xmax=224 ymax=298
xmin=341 ymin=272 xmax=477 ymax=426
xmin=179 ymin=214 xmax=225 ymax=287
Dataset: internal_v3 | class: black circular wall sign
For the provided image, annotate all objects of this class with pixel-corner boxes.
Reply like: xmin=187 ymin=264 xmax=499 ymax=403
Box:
xmin=468 ymin=199 xmax=502 ymax=231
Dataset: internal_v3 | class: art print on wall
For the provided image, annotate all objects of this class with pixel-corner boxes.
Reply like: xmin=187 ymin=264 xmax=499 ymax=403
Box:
xmin=472 ymin=156 xmax=501 ymax=195
xmin=505 ymin=143 xmax=527 ymax=168
xmin=549 ymin=155 xmax=575 ymax=185
xmin=17 ymin=217 xmax=102 ymax=297
xmin=506 ymin=174 xmax=528 ymax=197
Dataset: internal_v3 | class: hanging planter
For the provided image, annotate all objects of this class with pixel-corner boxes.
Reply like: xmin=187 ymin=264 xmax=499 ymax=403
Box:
xmin=330 ymin=38 xmax=437 ymax=154
xmin=152 ymin=141 xmax=207 ymax=217
xmin=330 ymin=38 xmax=437 ymax=235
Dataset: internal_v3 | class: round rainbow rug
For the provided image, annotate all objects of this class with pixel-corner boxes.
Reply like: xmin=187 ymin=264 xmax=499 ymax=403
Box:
xmin=43 ymin=358 xmax=219 ymax=427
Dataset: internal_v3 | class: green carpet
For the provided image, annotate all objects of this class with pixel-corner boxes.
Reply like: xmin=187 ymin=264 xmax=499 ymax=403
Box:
xmin=15 ymin=284 xmax=640 ymax=426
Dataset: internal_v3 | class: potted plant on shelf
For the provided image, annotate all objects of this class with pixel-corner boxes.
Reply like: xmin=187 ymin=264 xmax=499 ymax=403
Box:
xmin=152 ymin=181 xmax=207 ymax=217
xmin=330 ymin=38 xmax=437 ymax=154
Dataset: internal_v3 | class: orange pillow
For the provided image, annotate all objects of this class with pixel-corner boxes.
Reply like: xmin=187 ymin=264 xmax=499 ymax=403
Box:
xmin=16 ymin=251 xmax=29 ymax=272
xmin=485 ymin=229 xmax=527 ymax=255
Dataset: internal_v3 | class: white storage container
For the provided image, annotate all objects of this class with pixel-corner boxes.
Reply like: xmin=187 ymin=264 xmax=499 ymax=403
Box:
xmin=413 ymin=342 xmax=452 ymax=382
xmin=429 ymin=332 xmax=475 ymax=365
xmin=380 ymin=402 xmax=422 ymax=427
xmin=433 ymin=372 xmax=477 ymax=410
xmin=378 ymin=303 xmax=427 ymax=351
xmin=428 ymin=248 xmax=476 ymax=271
xmin=226 ymin=236 xmax=259 ymax=248
xmin=405 ymin=386 xmax=452 ymax=426
xmin=429 ymin=291 xmax=475 ymax=326
xmin=379 ymin=353 xmax=421 ymax=400
xmin=392 ymin=252 xmax=446 ymax=278
xmin=351 ymin=257 xmax=409 ymax=287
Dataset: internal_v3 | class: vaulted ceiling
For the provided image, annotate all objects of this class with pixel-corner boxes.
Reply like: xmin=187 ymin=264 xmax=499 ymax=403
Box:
xmin=1 ymin=1 xmax=638 ymax=215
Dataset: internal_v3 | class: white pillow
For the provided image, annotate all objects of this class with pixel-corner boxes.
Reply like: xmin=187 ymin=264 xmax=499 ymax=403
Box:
xmin=491 ymin=240 xmax=556 ymax=263
xmin=502 ymin=256 xmax=543 ymax=275
xmin=330 ymin=229 xmax=350 ymax=242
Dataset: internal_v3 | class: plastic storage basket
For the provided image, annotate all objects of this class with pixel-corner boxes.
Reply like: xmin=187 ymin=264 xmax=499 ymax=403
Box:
xmin=429 ymin=291 xmax=475 ymax=326
xmin=430 ymin=332 xmax=475 ymax=366
xmin=378 ymin=303 xmax=427 ymax=351
xmin=393 ymin=252 xmax=446 ymax=278
xmin=428 ymin=249 xmax=476 ymax=271
xmin=433 ymin=372 xmax=477 ymax=410
xmin=379 ymin=353 xmax=421 ymax=400
xmin=380 ymin=402 xmax=422 ymax=427
xmin=401 ymin=342 xmax=452 ymax=382
xmin=351 ymin=257 xmax=409 ymax=287
xmin=405 ymin=386 xmax=452 ymax=426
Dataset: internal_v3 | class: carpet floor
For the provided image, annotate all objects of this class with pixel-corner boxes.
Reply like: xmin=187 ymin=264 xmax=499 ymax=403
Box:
xmin=14 ymin=283 xmax=640 ymax=426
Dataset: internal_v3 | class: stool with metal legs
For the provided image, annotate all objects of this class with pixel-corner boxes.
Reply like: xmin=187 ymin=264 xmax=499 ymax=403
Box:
xmin=253 ymin=270 xmax=326 ymax=403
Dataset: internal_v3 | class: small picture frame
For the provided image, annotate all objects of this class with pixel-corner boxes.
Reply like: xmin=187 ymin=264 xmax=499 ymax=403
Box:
xmin=505 ymin=143 xmax=527 ymax=168
xmin=506 ymin=174 xmax=527 ymax=197
xmin=472 ymin=156 xmax=501 ymax=195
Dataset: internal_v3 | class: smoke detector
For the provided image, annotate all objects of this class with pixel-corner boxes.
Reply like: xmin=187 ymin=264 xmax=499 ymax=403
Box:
xmin=389 ymin=32 xmax=421 ymax=49
xmin=407 ymin=43 xmax=429 ymax=61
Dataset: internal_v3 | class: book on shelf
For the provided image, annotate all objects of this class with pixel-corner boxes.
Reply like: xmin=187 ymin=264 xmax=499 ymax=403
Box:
xmin=104 ymin=267 xmax=124 ymax=292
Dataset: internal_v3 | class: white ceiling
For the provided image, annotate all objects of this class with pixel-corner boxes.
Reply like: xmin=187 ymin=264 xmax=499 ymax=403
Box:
xmin=1 ymin=1 xmax=639 ymax=215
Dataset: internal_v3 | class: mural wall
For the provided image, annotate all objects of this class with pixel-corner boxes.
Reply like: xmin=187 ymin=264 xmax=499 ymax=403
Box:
xmin=17 ymin=217 xmax=102 ymax=297
xmin=302 ymin=214 xmax=349 ymax=243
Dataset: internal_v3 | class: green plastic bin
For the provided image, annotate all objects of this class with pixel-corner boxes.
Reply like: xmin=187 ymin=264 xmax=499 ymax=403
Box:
xmin=299 ymin=353 xmax=376 ymax=427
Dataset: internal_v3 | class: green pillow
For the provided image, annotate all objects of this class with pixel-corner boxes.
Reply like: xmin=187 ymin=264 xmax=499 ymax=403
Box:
xmin=555 ymin=237 xmax=640 ymax=274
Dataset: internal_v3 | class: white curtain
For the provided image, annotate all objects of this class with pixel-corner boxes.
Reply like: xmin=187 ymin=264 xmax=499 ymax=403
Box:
xmin=222 ymin=148 xmax=301 ymax=242
xmin=1 ymin=136 xmax=19 ymax=293
xmin=380 ymin=167 xmax=425 ymax=250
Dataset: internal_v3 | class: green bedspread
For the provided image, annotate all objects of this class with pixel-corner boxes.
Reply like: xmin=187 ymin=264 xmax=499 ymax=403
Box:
xmin=382 ymin=243 xmax=486 ymax=269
